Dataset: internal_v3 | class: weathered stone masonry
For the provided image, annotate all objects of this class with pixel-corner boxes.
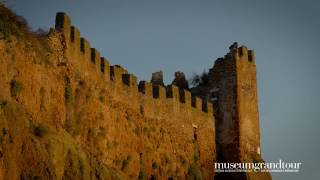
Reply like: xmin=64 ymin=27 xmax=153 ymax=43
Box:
xmin=207 ymin=43 xmax=260 ymax=164
xmin=54 ymin=12 xmax=270 ymax=179
xmin=55 ymin=12 xmax=216 ymax=178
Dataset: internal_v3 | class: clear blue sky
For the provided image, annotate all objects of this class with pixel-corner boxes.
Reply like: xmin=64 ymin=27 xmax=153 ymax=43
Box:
xmin=6 ymin=0 xmax=320 ymax=179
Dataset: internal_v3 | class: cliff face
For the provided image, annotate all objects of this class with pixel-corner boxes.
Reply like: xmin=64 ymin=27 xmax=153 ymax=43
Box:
xmin=0 ymin=7 xmax=215 ymax=180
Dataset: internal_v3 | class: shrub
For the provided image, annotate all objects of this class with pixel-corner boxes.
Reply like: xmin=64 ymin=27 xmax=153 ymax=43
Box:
xmin=251 ymin=154 xmax=264 ymax=164
xmin=161 ymin=153 xmax=170 ymax=164
xmin=0 ymin=100 xmax=7 ymax=109
xmin=188 ymin=163 xmax=202 ymax=180
xmin=2 ymin=128 xmax=8 ymax=135
xmin=125 ymin=111 xmax=132 ymax=122
xmin=179 ymin=155 xmax=187 ymax=166
xmin=127 ymin=155 xmax=132 ymax=161
xmin=98 ymin=95 xmax=105 ymax=103
xmin=152 ymin=162 xmax=159 ymax=169
xmin=10 ymin=80 xmax=23 ymax=97
xmin=64 ymin=82 xmax=73 ymax=104
xmin=159 ymin=127 xmax=165 ymax=134
xmin=0 ymin=3 xmax=27 ymax=39
xmin=121 ymin=155 xmax=132 ymax=171
xmin=121 ymin=159 xmax=130 ymax=171
xmin=193 ymin=152 xmax=200 ymax=162
xmin=189 ymin=71 xmax=209 ymax=88
xmin=138 ymin=170 xmax=145 ymax=180
xmin=133 ymin=127 xmax=141 ymax=136
xmin=31 ymin=124 xmax=47 ymax=137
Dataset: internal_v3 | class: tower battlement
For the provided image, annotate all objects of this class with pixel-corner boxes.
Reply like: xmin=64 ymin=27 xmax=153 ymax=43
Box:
xmin=54 ymin=12 xmax=214 ymax=115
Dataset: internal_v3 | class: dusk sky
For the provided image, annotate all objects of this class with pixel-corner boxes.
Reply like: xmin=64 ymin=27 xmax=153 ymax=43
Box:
xmin=6 ymin=0 xmax=320 ymax=179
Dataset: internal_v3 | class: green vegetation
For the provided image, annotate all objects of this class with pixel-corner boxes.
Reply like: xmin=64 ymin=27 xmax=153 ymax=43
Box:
xmin=0 ymin=4 xmax=26 ymax=39
xmin=190 ymin=71 xmax=209 ymax=88
xmin=160 ymin=153 xmax=170 ymax=164
xmin=0 ymin=100 xmax=7 ymax=109
xmin=251 ymin=154 xmax=264 ymax=164
xmin=125 ymin=111 xmax=132 ymax=122
xmin=150 ymin=175 xmax=156 ymax=180
xmin=187 ymin=150 xmax=202 ymax=179
xmin=121 ymin=155 xmax=132 ymax=171
xmin=193 ymin=152 xmax=200 ymax=162
xmin=152 ymin=162 xmax=159 ymax=169
xmin=178 ymin=155 xmax=187 ymax=166
xmin=138 ymin=170 xmax=146 ymax=180
xmin=31 ymin=123 xmax=47 ymax=137
xmin=10 ymin=79 xmax=23 ymax=97
xmin=2 ymin=128 xmax=8 ymax=135
xmin=40 ymin=87 xmax=45 ymax=111
xmin=106 ymin=140 xmax=119 ymax=149
xmin=133 ymin=127 xmax=141 ymax=136
xmin=97 ymin=127 xmax=107 ymax=137
xmin=114 ymin=159 xmax=122 ymax=167
xmin=121 ymin=159 xmax=129 ymax=171
xmin=187 ymin=163 xmax=202 ymax=180
xmin=143 ymin=126 xmax=152 ymax=137
xmin=159 ymin=127 xmax=166 ymax=138
xmin=98 ymin=95 xmax=105 ymax=103
xmin=64 ymin=80 xmax=73 ymax=104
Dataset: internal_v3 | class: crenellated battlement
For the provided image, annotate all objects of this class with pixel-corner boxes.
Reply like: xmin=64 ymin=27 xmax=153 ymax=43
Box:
xmin=203 ymin=41 xmax=266 ymax=180
xmin=216 ymin=42 xmax=255 ymax=64
xmin=54 ymin=12 xmax=213 ymax=115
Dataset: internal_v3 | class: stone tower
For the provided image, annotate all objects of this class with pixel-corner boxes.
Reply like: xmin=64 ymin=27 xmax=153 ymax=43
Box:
xmin=192 ymin=42 xmax=271 ymax=179
xmin=209 ymin=42 xmax=261 ymax=163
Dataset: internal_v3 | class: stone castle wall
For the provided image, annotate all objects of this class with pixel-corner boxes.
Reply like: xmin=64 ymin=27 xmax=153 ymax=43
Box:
xmin=54 ymin=12 xmax=216 ymax=178
xmin=55 ymin=12 xmax=214 ymax=120
xmin=0 ymin=9 xmax=270 ymax=179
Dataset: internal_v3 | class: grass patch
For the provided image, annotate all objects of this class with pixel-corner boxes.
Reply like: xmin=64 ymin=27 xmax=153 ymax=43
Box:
xmin=10 ymin=79 xmax=23 ymax=97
